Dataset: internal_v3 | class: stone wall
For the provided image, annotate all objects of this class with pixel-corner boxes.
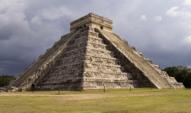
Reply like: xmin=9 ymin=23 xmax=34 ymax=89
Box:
xmin=36 ymin=30 xmax=87 ymax=90
xmin=83 ymin=29 xmax=135 ymax=89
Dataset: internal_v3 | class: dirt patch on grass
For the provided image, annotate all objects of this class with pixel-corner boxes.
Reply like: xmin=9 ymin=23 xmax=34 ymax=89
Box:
xmin=56 ymin=94 xmax=112 ymax=100
xmin=0 ymin=91 xmax=167 ymax=101
xmin=0 ymin=92 xmax=113 ymax=100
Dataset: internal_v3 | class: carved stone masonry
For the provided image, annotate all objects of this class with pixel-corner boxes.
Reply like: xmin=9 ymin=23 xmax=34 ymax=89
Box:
xmin=11 ymin=13 xmax=184 ymax=91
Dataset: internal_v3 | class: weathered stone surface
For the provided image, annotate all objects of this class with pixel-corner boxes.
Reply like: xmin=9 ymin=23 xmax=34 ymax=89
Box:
xmin=11 ymin=13 xmax=184 ymax=91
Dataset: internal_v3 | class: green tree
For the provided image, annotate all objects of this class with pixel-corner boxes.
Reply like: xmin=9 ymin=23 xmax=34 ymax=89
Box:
xmin=0 ymin=75 xmax=15 ymax=87
xmin=164 ymin=66 xmax=191 ymax=88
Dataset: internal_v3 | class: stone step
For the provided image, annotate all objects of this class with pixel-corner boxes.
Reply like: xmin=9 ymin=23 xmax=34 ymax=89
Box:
xmin=88 ymin=35 xmax=103 ymax=42
xmin=55 ymin=62 xmax=83 ymax=68
xmin=87 ymin=39 xmax=105 ymax=45
xmin=85 ymin=54 xmax=116 ymax=60
xmin=84 ymin=64 xmax=123 ymax=74
xmin=87 ymin=41 xmax=107 ymax=49
xmin=166 ymin=77 xmax=178 ymax=83
xmin=84 ymin=61 xmax=121 ymax=68
xmin=83 ymin=78 xmax=134 ymax=83
xmin=41 ymin=77 xmax=81 ymax=85
xmin=84 ymin=70 xmax=129 ymax=76
xmin=86 ymin=52 xmax=115 ymax=59
xmin=80 ymin=30 xmax=98 ymax=37
xmin=85 ymin=57 xmax=119 ymax=65
xmin=63 ymin=47 xmax=85 ymax=55
xmin=86 ymin=47 xmax=112 ymax=54
xmin=171 ymin=82 xmax=184 ymax=88
xmin=64 ymin=42 xmax=87 ymax=50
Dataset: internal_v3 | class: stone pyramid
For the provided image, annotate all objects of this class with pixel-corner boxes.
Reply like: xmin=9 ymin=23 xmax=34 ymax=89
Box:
xmin=12 ymin=13 xmax=184 ymax=91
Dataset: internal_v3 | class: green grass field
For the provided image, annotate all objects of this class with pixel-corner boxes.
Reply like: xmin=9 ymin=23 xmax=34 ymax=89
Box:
xmin=0 ymin=89 xmax=191 ymax=113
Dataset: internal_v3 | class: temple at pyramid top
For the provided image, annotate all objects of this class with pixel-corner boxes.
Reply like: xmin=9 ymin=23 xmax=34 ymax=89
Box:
xmin=11 ymin=13 xmax=184 ymax=91
xmin=70 ymin=13 xmax=113 ymax=32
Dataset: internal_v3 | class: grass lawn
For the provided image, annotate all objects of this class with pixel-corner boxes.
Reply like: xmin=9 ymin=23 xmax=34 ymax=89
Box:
xmin=0 ymin=88 xmax=191 ymax=113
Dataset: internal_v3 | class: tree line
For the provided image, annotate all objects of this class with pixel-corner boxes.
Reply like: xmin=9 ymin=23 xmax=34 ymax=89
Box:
xmin=0 ymin=75 xmax=15 ymax=87
xmin=164 ymin=66 xmax=191 ymax=88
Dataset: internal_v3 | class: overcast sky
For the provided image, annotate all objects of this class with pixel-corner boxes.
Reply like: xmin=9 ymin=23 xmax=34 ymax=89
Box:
xmin=0 ymin=0 xmax=191 ymax=75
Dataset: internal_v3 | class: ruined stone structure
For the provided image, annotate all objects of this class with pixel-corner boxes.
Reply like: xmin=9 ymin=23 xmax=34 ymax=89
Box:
xmin=12 ymin=13 xmax=184 ymax=90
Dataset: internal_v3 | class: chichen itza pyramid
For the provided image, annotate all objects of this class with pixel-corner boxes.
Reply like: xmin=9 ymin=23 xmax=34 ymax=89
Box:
xmin=12 ymin=13 xmax=184 ymax=91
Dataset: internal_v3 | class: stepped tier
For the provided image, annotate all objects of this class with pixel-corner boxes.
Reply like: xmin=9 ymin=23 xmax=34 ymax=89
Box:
xmin=11 ymin=13 xmax=184 ymax=91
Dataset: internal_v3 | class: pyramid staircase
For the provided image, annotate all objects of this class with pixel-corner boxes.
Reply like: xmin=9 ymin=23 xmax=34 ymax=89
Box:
xmin=12 ymin=30 xmax=81 ymax=90
xmin=11 ymin=13 xmax=184 ymax=91
xmin=97 ymin=29 xmax=184 ymax=89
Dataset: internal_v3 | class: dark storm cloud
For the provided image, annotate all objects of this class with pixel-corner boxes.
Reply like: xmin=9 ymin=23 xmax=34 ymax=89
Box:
xmin=0 ymin=0 xmax=191 ymax=75
xmin=0 ymin=58 xmax=30 ymax=75
xmin=143 ymin=46 xmax=191 ymax=68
